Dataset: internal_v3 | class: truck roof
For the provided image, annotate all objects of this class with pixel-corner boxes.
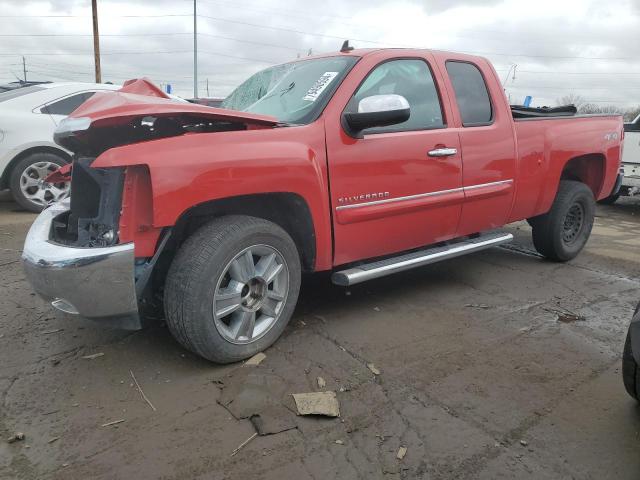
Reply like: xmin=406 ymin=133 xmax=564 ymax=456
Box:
xmin=302 ymin=47 xmax=490 ymax=66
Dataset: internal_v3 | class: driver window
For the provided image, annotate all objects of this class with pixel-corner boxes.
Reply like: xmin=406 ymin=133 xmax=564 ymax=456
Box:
xmin=345 ymin=59 xmax=445 ymax=133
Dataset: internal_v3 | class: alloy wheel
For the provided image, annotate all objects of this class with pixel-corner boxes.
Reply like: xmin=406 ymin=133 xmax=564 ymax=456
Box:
xmin=19 ymin=161 xmax=69 ymax=208
xmin=212 ymin=244 xmax=289 ymax=344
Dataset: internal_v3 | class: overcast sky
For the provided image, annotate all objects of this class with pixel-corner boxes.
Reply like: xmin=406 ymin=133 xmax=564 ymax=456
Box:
xmin=0 ymin=0 xmax=639 ymax=107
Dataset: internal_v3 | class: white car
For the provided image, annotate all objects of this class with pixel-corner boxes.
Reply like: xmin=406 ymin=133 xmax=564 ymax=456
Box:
xmin=0 ymin=82 xmax=121 ymax=212
xmin=621 ymin=114 xmax=640 ymax=194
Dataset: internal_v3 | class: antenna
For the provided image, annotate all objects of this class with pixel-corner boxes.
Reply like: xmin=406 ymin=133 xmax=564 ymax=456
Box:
xmin=340 ymin=40 xmax=354 ymax=52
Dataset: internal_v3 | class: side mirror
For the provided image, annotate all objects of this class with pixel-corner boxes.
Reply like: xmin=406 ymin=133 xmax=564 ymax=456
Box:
xmin=342 ymin=94 xmax=410 ymax=138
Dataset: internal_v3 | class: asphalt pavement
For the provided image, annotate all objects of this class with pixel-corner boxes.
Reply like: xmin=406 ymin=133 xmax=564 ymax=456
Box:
xmin=1 ymin=193 xmax=639 ymax=480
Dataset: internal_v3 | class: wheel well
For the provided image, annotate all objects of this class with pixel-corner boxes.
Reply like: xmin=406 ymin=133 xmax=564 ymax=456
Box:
xmin=0 ymin=146 xmax=71 ymax=189
xmin=560 ymin=153 xmax=605 ymax=198
xmin=169 ymin=193 xmax=317 ymax=271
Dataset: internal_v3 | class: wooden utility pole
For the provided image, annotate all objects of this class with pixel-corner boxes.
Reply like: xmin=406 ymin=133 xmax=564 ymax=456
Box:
xmin=92 ymin=0 xmax=102 ymax=83
xmin=22 ymin=56 xmax=27 ymax=82
xmin=193 ymin=0 xmax=198 ymax=98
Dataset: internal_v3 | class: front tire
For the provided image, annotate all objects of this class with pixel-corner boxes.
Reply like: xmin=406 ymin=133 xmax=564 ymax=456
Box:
xmin=531 ymin=180 xmax=595 ymax=262
xmin=9 ymin=152 xmax=69 ymax=212
xmin=164 ymin=216 xmax=301 ymax=363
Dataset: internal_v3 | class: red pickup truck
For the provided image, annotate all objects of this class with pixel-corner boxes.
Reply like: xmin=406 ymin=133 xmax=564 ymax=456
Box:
xmin=22 ymin=48 xmax=623 ymax=363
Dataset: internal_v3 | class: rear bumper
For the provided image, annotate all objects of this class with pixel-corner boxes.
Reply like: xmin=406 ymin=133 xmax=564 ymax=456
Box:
xmin=621 ymin=163 xmax=640 ymax=190
xmin=22 ymin=200 xmax=141 ymax=330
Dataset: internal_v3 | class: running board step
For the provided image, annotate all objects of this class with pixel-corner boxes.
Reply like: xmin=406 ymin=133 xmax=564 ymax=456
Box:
xmin=331 ymin=231 xmax=513 ymax=286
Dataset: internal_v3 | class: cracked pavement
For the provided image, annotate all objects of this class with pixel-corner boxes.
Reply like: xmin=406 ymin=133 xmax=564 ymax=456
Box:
xmin=1 ymin=194 xmax=640 ymax=479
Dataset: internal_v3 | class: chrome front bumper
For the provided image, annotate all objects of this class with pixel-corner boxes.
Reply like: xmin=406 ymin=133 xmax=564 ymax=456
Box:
xmin=22 ymin=200 xmax=141 ymax=330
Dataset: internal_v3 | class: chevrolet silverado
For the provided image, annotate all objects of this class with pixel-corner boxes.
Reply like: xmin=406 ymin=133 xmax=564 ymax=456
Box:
xmin=22 ymin=48 xmax=624 ymax=363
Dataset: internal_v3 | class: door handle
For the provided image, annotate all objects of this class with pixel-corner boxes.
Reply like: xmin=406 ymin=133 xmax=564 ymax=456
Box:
xmin=428 ymin=148 xmax=457 ymax=157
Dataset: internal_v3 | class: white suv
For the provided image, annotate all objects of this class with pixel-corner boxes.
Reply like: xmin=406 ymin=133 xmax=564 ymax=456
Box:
xmin=0 ymin=82 xmax=120 ymax=212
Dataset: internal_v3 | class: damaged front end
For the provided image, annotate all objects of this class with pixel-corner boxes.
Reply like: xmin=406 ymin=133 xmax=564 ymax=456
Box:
xmin=22 ymin=198 xmax=140 ymax=329
xmin=51 ymin=158 xmax=124 ymax=248
xmin=22 ymin=79 xmax=280 ymax=329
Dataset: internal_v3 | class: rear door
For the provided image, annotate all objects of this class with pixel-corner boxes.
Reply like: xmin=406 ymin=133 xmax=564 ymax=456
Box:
xmin=434 ymin=54 xmax=517 ymax=236
xmin=325 ymin=53 xmax=464 ymax=266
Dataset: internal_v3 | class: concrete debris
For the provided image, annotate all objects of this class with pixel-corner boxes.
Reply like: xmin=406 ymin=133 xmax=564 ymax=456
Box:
xmin=367 ymin=363 xmax=381 ymax=375
xmin=397 ymin=446 xmax=407 ymax=460
xmin=82 ymin=352 xmax=105 ymax=360
xmin=48 ymin=436 xmax=61 ymax=444
xmin=245 ymin=352 xmax=267 ymax=366
xmin=335 ymin=439 xmax=344 ymax=445
xmin=249 ymin=406 xmax=297 ymax=436
xmin=317 ymin=376 xmax=326 ymax=389
xmin=291 ymin=391 xmax=340 ymax=417
xmin=7 ymin=432 xmax=25 ymax=444
xmin=520 ymin=439 xmax=528 ymax=446
xmin=217 ymin=370 xmax=287 ymax=420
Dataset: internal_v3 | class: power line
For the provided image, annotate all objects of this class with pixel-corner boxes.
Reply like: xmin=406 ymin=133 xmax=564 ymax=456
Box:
xmin=196 ymin=13 xmax=386 ymax=45
xmin=0 ymin=14 xmax=191 ymax=18
xmin=0 ymin=50 xmax=277 ymax=63
xmin=0 ymin=50 xmax=193 ymax=56
xmin=198 ymin=0 xmax=355 ymax=22
xmin=517 ymin=70 xmax=640 ymax=75
xmin=508 ymin=85 xmax=640 ymax=90
xmin=0 ymin=32 xmax=192 ymax=37
xmin=0 ymin=32 xmax=303 ymax=54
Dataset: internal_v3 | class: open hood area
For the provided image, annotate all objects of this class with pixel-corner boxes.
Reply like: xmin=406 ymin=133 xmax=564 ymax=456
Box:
xmin=54 ymin=78 xmax=280 ymax=155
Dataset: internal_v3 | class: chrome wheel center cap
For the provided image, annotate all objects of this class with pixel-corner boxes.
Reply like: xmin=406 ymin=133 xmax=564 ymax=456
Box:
xmin=241 ymin=277 xmax=267 ymax=311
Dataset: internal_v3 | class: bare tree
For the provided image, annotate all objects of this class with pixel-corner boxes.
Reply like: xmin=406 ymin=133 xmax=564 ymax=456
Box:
xmin=579 ymin=103 xmax=624 ymax=115
xmin=625 ymin=107 xmax=640 ymax=122
xmin=556 ymin=94 xmax=586 ymax=108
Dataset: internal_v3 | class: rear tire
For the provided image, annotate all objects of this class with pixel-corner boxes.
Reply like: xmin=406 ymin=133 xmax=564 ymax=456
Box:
xmin=164 ymin=215 xmax=301 ymax=363
xmin=531 ymin=180 xmax=595 ymax=262
xmin=9 ymin=152 xmax=69 ymax=212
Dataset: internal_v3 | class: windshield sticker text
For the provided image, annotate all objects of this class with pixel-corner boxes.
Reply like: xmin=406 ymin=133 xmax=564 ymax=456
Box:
xmin=303 ymin=71 xmax=339 ymax=102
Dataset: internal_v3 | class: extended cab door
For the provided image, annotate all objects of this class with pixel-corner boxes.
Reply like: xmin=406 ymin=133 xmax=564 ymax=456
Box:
xmin=325 ymin=53 xmax=464 ymax=266
xmin=434 ymin=54 xmax=517 ymax=236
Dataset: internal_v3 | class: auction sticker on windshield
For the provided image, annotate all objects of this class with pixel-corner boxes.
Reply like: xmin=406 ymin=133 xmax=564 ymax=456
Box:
xmin=303 ymin=72 xmax=339 ymax=102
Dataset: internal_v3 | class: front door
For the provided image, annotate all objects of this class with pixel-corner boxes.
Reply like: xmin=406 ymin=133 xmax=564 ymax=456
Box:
xmin=326 ymin=55 xmax=464 ymax=266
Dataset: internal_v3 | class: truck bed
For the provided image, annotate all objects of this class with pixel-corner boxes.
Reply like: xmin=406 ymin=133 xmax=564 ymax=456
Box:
xmin=511 ymin=104 xmax=577 ymax=119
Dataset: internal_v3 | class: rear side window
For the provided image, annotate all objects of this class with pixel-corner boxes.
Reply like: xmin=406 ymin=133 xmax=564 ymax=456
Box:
xmin=41 ymin=92 xmax=96 ymax=115
xmin=345 ymin=58 xmax=444 ymax=133
xmin=445 ymin=61 xmax=492 ymax=126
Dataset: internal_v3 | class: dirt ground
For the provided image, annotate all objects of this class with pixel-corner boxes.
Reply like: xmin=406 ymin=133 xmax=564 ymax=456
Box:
xmin=1 ymin=191 xmax=640 ymax=480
